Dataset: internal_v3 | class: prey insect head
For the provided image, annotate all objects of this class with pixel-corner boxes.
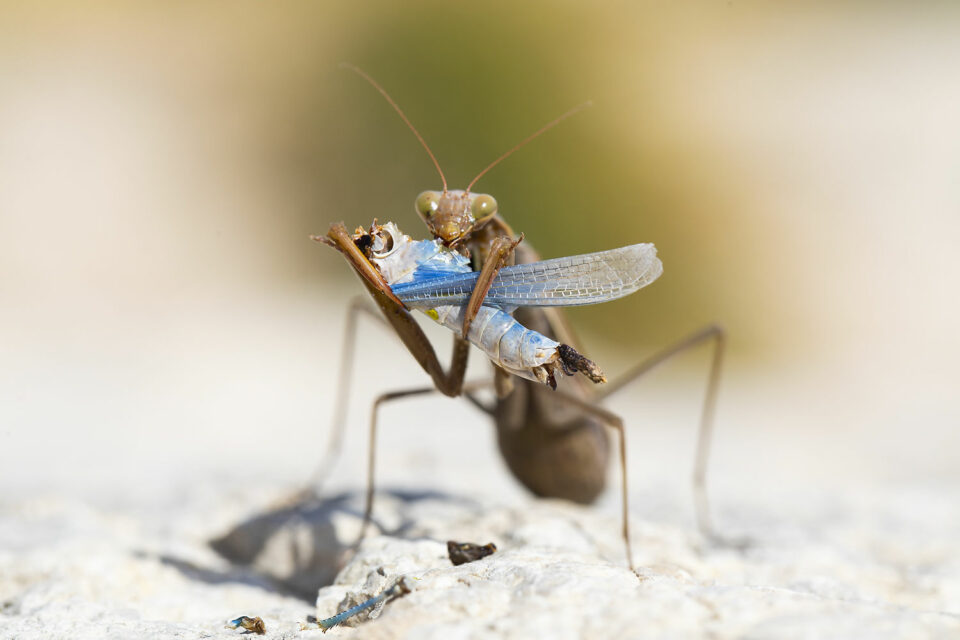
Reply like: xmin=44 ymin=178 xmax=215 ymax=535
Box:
xmin=415 ymin=189 xmax=498 ymax=246
xmin=368 ymin=223 xmax=399 ymax=258
xmin=349 ymin=220 xmax=401 ymax=260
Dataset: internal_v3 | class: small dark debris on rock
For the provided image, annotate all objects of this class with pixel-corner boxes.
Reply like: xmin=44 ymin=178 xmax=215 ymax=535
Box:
xmin=447 ymin=540 xmax=497 ymax=566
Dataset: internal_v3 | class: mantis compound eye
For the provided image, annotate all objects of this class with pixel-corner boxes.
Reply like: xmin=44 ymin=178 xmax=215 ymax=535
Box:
xmin=415 ymin=191 xmax=441 ymax=219
xmin=371 ymin=227 xmax=398 ymax=258
xmin=471 ymin=194 xmax=498 ymax=220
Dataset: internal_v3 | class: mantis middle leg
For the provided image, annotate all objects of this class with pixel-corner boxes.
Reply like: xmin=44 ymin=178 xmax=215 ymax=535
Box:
xmin=353 ymin=380 xmax=493 ymax=553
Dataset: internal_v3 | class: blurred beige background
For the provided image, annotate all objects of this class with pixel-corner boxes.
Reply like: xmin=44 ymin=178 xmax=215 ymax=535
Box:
xmin=2 ymin=2 xmax=959 ymax=512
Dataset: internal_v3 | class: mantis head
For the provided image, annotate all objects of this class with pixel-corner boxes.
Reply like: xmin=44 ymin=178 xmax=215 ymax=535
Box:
xmin=414 ymin=189 xmax=498 ymax=246
xmin=341 ymin=64 xmax=588 ymax=248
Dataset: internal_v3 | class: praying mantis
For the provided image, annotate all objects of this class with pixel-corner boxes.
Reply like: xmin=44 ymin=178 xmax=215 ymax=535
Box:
xmin=314 ymin=66 xmax=726 ymax=569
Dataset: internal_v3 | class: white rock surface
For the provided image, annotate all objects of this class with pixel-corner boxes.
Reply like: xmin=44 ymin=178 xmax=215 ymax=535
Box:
xmin=2 ymin=483 xmax=959 ymax=639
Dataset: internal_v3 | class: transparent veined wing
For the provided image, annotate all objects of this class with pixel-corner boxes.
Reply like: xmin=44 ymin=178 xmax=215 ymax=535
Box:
xmin=392 ymin=243 xmax=662 ymax=309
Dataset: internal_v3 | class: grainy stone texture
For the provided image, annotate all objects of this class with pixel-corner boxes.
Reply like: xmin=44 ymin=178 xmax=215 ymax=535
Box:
xmin=2 ymin=485 xmax=959 ymax=639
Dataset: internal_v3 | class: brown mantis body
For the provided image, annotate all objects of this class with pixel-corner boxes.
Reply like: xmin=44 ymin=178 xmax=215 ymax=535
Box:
xmin=314 ymin=67 xmax=726 ymax=569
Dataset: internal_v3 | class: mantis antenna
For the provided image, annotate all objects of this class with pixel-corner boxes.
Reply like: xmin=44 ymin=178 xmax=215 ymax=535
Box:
xmin=466 ymin=100 xmax=592 ymax=193
xmin=340 ymin=63 xmax=448 ymax=192
xmin=341 ymin=64 xmax=591 ymax=194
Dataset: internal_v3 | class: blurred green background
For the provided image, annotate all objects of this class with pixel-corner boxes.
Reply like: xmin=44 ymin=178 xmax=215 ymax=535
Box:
xmin=3 ymin=2 xmax=959 ymax=500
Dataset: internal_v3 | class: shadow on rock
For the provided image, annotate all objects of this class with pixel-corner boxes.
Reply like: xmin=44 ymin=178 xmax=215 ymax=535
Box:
xmin=152 ymin=553 xmax=302 ymax=598
xmin=209 ymin=489 xmax=476 ymax=599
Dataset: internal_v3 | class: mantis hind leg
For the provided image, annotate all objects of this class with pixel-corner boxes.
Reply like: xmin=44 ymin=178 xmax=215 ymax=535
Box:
xmin=307 ymin=296 xmax=388 ymax=494
xmin=531 ymin=305 xmax=730 ymax=541
xmin=594 ymin=324 xmax=727 ymax=542
xmin=518 ymin=390 xmax=635 ymax=570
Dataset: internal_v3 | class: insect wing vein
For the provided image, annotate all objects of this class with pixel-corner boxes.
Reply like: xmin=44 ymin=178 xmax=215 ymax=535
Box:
xmin=393 ymin=243 xmax=662 ymax=308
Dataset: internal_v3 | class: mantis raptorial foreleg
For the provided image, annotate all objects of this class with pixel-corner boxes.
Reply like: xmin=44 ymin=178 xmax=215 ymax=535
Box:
xmin=306 ymin=224 xmax=482 ymax=500
xmin=320 ymin=223 xmax=472 ymax=398
xmin=459 ymin=233 xmax=523 ymax=339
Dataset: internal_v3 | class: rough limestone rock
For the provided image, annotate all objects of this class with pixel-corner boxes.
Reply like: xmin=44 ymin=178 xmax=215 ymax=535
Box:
xmin=3 ymin=484 xmax=958 ymax=639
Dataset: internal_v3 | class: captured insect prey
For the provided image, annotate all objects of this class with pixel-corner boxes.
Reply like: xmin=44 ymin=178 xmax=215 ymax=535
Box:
xmin=317 ymin=220 xmax=662 ymax=388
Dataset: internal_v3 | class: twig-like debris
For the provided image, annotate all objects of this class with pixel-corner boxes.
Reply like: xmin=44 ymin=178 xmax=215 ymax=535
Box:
xmin=307 ymin=576 xmax=413 ymax=633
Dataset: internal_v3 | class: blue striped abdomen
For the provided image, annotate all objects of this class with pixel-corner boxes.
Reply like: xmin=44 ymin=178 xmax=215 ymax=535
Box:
xmin=429 ymin=305 xmax=559 ymax=381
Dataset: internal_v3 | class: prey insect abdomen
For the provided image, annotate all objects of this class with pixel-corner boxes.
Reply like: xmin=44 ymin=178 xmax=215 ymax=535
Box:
xmin=432 ymin=304 xmax=559 ymax=380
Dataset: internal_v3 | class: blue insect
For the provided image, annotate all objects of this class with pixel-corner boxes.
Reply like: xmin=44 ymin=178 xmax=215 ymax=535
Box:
xmin=362 ymin=221 xmax=662 ymax=388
